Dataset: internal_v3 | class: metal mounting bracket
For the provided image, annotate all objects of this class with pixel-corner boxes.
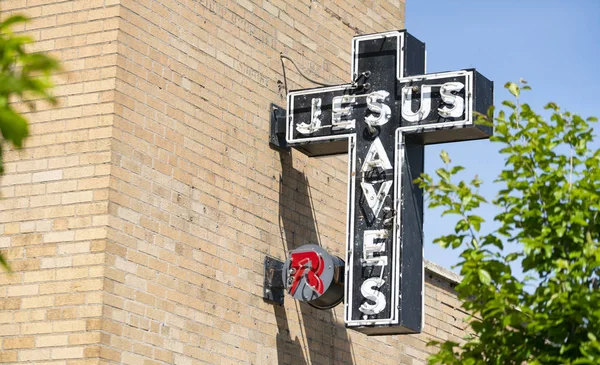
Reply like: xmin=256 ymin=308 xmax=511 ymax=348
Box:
xmin=269 ymin=103 xmax=289 ymax=151
xmin=263 ymin=256 xmax=285 ymax=305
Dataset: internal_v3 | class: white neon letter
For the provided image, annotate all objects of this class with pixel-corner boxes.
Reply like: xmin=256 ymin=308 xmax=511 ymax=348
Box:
xmin=362 ymin=230 xmax=388 ymax=267
xmin=332 ymin=95 xmax=356 ymax=130
xmin=365 ymin=90 xmax=391 ymax=127
xmin=360 ymin=138 xmax=393 ymax=218
xmin=359 ymin=277 xmax=386 ymax=315
xmin=438 ymin=82 xmax=465 ymax=118
xmin=296 ymin=98 xmax=322 ymax=135
xmin=401 ymin=85 xmax=432 ymax=123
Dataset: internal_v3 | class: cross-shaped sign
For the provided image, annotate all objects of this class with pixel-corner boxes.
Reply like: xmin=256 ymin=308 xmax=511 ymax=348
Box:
xmin=281 ymin=30 xmax=493 ymax=335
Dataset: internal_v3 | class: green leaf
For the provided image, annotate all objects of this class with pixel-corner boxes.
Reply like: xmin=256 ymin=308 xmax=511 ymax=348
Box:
xmin=487 ymin=104 xmax=495 ymax=122
xmin=426 ymin=83 xmax=600 ymax=365
xmin=0 ymin=253 xmax=9 ymax=272
xmin=478 ymin=269 xmax=491 ymax=285
xmin=505 ymin=252 xmax=519 ymax=262
xmin=505 ymin=82 xmax=520 ymax=98
xmin=451 ymin=166 xmax=465 ymax=175
xmin=468 ymin=215 xmax=484 ymax=232
xmin=440 ymin=150 xmax=450 ymax=164
xmin=435 ymin=168 xmax=451 ymax=182
xmin=0 ymin=15 xmax=29 ymax=31
xmin=502 ymin=100 xmax=516 ymax=109
xmin=0 ymin=107 xmax=29 ymax=147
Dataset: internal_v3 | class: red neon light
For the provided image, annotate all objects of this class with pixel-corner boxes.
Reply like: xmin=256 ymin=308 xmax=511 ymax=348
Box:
xmin=289 ymin=251 xmax=325 ymax=295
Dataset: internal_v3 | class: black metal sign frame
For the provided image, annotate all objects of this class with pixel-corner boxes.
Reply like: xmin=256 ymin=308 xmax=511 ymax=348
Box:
xmin=281 ymin=30 xmax=493 ymax=335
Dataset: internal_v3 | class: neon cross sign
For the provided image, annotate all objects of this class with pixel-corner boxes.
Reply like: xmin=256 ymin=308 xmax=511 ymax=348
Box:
xmin=284 ymin=30 xmax=493 ymax=335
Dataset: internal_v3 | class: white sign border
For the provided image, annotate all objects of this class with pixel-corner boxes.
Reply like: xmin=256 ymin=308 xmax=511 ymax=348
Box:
xmin=398 ymin=70 xmax=475 ymax=132
xmin=286 ymin=85 xmax=354 ymax=145
xmin=344 ymin=31 xmax=407 ymax=328
xmin=286 ymin=31 xmax=477 ymax=330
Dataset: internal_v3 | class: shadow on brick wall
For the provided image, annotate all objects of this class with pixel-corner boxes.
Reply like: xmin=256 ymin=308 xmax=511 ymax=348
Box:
xmin=274 ymin=152 xmax=356 ymax=365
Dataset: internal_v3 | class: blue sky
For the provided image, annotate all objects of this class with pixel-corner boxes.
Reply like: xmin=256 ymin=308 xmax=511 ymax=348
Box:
xmin=406 ymin=0 xmax=600 ymax=271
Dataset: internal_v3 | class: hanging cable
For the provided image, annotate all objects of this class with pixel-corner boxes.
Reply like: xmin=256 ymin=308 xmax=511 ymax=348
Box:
xmin=279 ymin=54 xmax=372 ymax=95
xmin=279 ymin=54 xmax=289 ymax=96
xmin=280 ymin=53 xmax=339 ymax=89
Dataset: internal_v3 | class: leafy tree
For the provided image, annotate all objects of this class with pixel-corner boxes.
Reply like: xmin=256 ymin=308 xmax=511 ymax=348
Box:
xmin=418 ymin=81 xmax=600 ymax=364
xmin=0 ymin=14 xmax=60 ymax=270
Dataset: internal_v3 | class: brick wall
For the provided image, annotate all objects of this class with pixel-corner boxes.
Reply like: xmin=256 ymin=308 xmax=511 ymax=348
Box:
xmin=0 ymin=0 xmax=469 ymax=364
xmin=0 ymin=0 xmax=119 ymax=363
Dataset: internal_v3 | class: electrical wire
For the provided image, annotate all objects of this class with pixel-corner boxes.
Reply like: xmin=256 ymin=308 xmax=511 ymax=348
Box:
xmin=279 ymin=53 xmax=339 ymax=90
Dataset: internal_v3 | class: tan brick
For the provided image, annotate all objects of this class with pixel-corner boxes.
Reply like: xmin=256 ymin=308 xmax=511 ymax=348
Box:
xmin=19 ymin=348 xmax=51 ymax=361
xmin=3 ymin=337 xmax=34 ymax=350
xmin=0 ymin=298 xmax=22 ymax=310
xmin=73 ymin=21 xmax=103 ymax=35
xmin=21 ymin=322 xmax=53 ymax=335
xmin=53 ymin=320 xmax=86 ymax=333
xmin=30 ymin=194 xmax=62 ymax=208
xmin=69 ymin=332 xmax=101 ymax=345
xmin=83 ymin=345 xmax=101 ymax=358
xmin=32 ymin=169 xmax=63 ymax=183
xmin=4 ymin=223 xmax=20 ymax=234
xmin=72 ymin=278 xmax=103 ymax=292
xmin=0 ymin=351 xmax=17 ymax=363
xmin=86 ymin=318 xmax=102 ymax=331
xmin=100 ymin=346 xmax=121 ymax=362
xmin=88 ymin=265 xmax=104 ymax=278
xmin=41 ymin=2 xmax=72 ymax=16
xmin=56 ymin=267 xmax=88 ymax=280
xmin=43 ymin=230 xmax=75 ymax=243
xmin=0 ymin=312 xmax=12 ymax=324
xmin=86 ymin=291 xmax=104 ymax=305
xmin=68 ymin=93 xmax=100 ymax=107
xmin=62 ymin=191 xmax=94 ymax=204
xmin=36 ymin=334 xmax=68 ymax=348
xmin=58 ymin=241 xmax=90 ymax=255
xmin=55 ymin=293 xmax=86 ymax=306
xmin=40 ymin=256 xmax=73 ymax=269
xmin=23 ymin=270 xmax=55 ymax=282
xmin=2 ymin=0 xmax=26 ymax=11
xmin=86 ymin=29 xmax=118 ymax=44
xmin=73 ymin=253 xmax=104 ymax=266
xmin=0 ymin=272 xmax=21 ymax=285
xmin=46 ymin=180 xmax=78 ymax=194
xmin=11 ymin=234 xmax=43 ymax=246
xmin=20 ymin=295 xmax=53 ymax=309
xmin=1 ymin=173 xmax=32 ymax=186
xmin=30 ymin=310 xmax=46 ymax=322
xmin=51 ymin=346 xmax=84 ymax=359
xmin=7 ymin=284 xmax=39 ymax=297
xmin=16 ymin=159 xmax=48 ymax=172
xmin=10 ymin=258 xmax=41 ymax=271
xmin=0 ymin=324 xmax=19 ymax=336
xmin=39 ymin=281 xmax=72 ymax=294
xmin=79 ymin=304 xmax=103 ymax=317
xmin=74 ymin=227 xmax=106 ymax=240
